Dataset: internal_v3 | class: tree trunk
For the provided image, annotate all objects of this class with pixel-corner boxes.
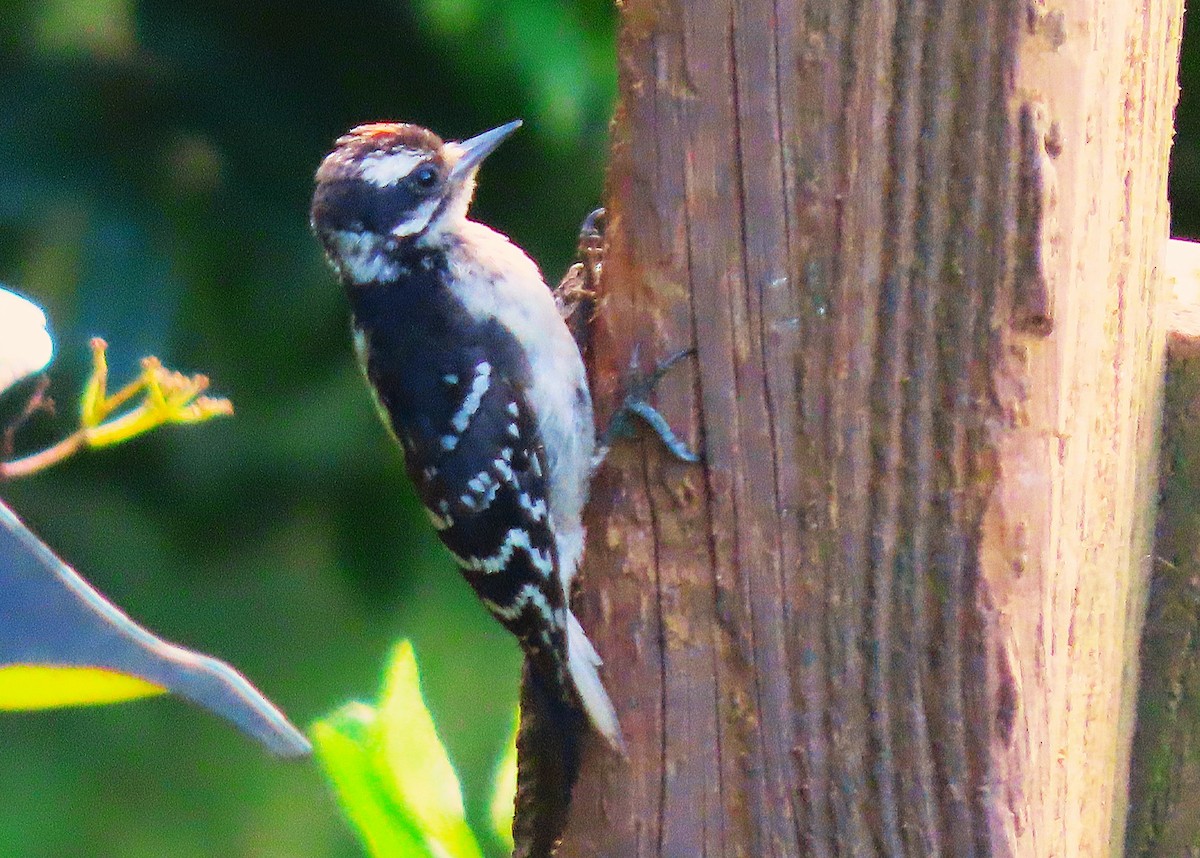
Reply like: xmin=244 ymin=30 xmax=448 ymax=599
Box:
xmin=558 ymin=0 xmax=1183 ymax=855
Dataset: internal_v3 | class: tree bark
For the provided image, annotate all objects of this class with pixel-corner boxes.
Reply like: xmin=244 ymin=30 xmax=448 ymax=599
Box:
xmin=555 ymin=0 xmax=1184 ymax=856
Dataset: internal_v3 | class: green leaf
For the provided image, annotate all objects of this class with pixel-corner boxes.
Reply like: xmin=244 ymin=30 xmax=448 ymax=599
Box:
xmin=311 ymin=705 xmax=434 ymax=858
xmin=489 ymin=713 xmax=518 ymax=852
xmin=0 ymin=498 xmax=311 ymax=757
xmin=310 ymin=641 xmax=485 ymax=858
xmin=377 ymin=641 xmax=484 ymax=858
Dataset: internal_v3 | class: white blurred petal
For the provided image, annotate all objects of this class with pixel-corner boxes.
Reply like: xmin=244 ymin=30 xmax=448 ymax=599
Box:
xmin=0 ymin=287 xmax=54 ymax=396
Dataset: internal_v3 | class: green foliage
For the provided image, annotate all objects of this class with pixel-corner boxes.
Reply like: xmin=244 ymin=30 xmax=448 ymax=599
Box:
xmin=416 ymin=0 xmax=615 ymax=139
xmin=312 ymin=642 xmax=516 ymax=858
xmin=488 ymin=718 xmax=519 ymax=854
xmin=3 ymin=336 xmax=233 ymax=479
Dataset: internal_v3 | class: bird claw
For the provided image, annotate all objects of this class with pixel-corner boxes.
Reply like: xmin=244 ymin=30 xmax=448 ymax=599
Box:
xmin=554 ymin=208 xmax=607 ymax=347
xmin=598 ymin=346 xmax=701 ymax=464
xmin=577 ymin=207 xmax=605 ymax=248
xmin=557 ymin=209 xmax=701 ymax=465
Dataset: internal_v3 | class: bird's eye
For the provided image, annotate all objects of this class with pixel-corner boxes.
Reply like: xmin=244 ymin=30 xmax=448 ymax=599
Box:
xmin=412 ymin=166 xmax=439 ymax=191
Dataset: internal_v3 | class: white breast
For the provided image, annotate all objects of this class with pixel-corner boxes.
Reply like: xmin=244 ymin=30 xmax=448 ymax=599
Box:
xmin=439 ymin=220 xmax=596 ymax=589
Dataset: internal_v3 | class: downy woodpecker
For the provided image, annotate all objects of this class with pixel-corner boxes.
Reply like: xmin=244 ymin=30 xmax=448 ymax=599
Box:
xmin=310 ymin=120 xmax=622 ymax=751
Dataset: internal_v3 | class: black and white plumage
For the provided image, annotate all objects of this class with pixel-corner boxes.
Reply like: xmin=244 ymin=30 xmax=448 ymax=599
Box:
xmin=311 ymin=120 xmax=621 ymax=751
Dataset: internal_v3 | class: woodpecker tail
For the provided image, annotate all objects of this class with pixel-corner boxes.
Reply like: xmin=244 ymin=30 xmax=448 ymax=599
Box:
xmin=513 ymin=660 xmax=583 ymax=858
xmin=511 ymin=612 xmax=622 ymax=857
xmin=565 ymin=611 xmax=625 ymax=754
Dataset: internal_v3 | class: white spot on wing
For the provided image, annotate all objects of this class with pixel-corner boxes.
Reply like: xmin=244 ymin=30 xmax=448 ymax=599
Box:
xmin=465 ymin=469 xmax=500 ymax=511
xmin=449 ymin=361 xmax=492 ymax=433
xmin=480 ymin=483 xmax=501 ymax=510
xmin=351 ymin=327 xmax=370 ymax=370
xmin=518 ymin=492 xmax=548 ymax=522
xmin=424 ymin=506 xmax=453 ymax=530
xmin=493 ymin=458 xmax=515 ymax=485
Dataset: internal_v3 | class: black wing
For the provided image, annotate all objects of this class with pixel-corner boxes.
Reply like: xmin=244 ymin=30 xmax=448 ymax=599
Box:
xmin=375 ymin=345 xmax=570 ymax=689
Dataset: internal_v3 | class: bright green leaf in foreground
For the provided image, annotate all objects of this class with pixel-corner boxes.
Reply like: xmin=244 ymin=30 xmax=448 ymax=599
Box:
xmin=376 ymin=642 xmax=484 ymax=857
xmin=311 ymin=641 xmax=487 ymax=858
xmin=310 ymin=704 xmax=435 ymax=857
xmin=489 ymin=715 xmax=518 ymax=852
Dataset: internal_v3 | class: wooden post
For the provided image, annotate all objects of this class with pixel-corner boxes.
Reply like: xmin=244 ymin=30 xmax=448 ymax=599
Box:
xmin=551 ymin=0 xmax=1185 ymax=855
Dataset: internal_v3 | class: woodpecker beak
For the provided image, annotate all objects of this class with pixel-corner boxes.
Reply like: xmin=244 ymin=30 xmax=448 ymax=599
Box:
xmin=448 ymin=120 xmax=522 ymax=182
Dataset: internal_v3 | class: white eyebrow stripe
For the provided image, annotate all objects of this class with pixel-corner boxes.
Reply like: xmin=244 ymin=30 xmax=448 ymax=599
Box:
xmin=359 ymin=149 xmax=426 ymax=187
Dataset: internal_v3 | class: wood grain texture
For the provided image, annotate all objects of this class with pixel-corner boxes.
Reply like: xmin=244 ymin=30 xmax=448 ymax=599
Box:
xmin=546 ymin=1 xmax=1182 ymax=855
xmin=991 ymin=3 xmax=1180 ymax=854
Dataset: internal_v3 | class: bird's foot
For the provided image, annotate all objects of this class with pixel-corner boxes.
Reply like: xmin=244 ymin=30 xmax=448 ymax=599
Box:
xmin=559 ymin=210 xmax=701 ymax=465
xmin=554 ymin=208 xmax=605 ymax=349
xmin=597 ymin=346 xmax=701 ymax=465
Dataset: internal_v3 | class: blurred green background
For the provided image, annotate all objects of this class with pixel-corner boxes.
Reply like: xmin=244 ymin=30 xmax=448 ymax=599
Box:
xmin=4 ymin=2 xmax=1200 ymax=857
xmin=1175 ymin=13 xmax=1200 ymax=242
xmin=0 ymin=0 xmax=614 ymax=855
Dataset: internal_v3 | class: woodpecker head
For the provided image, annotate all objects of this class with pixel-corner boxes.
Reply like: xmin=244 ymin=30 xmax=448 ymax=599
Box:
xmin=311 ymin=120 xmax=521 ymax=280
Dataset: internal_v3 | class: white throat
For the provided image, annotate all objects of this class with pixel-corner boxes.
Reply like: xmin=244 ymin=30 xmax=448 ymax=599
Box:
xmin=414 ymin=175 xmax=477 ymax=247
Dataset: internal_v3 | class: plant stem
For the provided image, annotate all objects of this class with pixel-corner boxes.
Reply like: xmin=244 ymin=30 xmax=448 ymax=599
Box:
xmin=0 ymin=431 xmax=86 ymax=480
